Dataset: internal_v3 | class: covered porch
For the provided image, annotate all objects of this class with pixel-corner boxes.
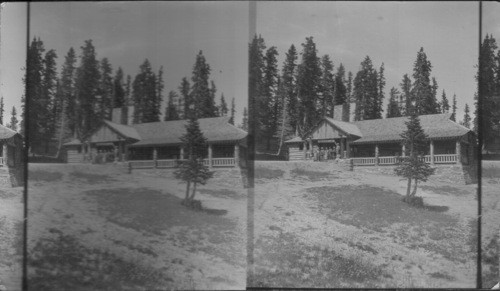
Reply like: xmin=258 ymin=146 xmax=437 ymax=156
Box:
xmin=127 ymin=142 xmax=243 ymax=169
xmin=350 ymin=138 xmax=468 ymax=166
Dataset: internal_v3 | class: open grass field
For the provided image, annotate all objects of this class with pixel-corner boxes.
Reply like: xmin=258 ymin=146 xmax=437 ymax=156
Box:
xmin=251 ymin=161 xmax=478 ymax=288
xmin=27 ymin=163 xmax=246 ymax=290
xmin=482 ymin=160 xmax=500 ymax=288
xmin=0 ymin=186 xmax=23 ymax=290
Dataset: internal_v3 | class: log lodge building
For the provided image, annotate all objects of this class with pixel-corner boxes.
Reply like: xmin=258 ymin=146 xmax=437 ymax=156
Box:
xmin=285 ymin=104 xmax=478 ymax=183
xmin=63 ymin=107 xmax=247 ymax=169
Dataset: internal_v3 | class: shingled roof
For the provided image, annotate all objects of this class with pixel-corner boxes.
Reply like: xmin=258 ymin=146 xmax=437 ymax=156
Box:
xmin=104 ymin=120 xmax=141 ymax=140
xmin=351 ymin=113 xmax=471 ymax=144
xmin=286 ymin=113 xmax=471 ymax=145
xmin=324 ymin=117 xmax=363 ymax=137
xmin=129 ymin=116 xmax=247 ymax=147
xmin=0 ymin=124 xmax=20 ymax=142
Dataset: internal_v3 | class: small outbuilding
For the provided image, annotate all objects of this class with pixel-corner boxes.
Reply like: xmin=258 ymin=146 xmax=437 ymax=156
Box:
xmin=0 ymin=125 xmax=24 ymax=187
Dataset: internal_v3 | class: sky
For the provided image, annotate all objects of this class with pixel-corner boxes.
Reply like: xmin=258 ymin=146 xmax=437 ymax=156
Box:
xmin=0 ymin=2 xmax=27 ymax=125
xmin=256 ymin=1 xmax=481 ymax=121
xmin=1 ymin=1 xmax=249 ymax=127
xmin=2 ymin=2 xmax=500 ymax=129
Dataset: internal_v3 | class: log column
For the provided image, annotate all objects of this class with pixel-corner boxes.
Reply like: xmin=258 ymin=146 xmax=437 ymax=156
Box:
xmin=456 ymin=139 xmax=461 ymax=164
xmin=402 ymin=144 xmax=406 ymax=157
xmin=340 ymin=137 xmax=345 ymax=159
xmin=345 ymin=138 xmax=350 ymax=158
xmin=2 ymin=144 xmax=8 ymax=166
xmin=180 ymin=147 xmax=184 ymax=160
xmin=234 ymin=144 xmax=240 ymax=167
xmin=309 ymin=139 xmax=313 ymax=160
xmin=303 ymin=141 xmax=307 ymax=160
xmin=375 ymin=144 xmax=379 ymax=166
xmin=153 ymin=147 xmax=158 ymax=168
xmin=430 ymin=140 xmax=435 ymax=165
xmin=208 ymin=144 xmax=213 ymax=168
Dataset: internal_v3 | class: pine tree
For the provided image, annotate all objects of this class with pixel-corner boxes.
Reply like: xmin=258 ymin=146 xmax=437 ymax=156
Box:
xmin=411 ymin=48 xmax=439 ymax=115
xmin=0 ymin=97 xmax=4 ymax=125
xmin=394 ymin=110 xmax=435 ymax=204
xmin=190 ymin=51 xmax=215 ymax=118
xmin=125 ymin=75 xmax=131 ymax=106
xmin=319 ymin=55 xmax=335 ymax=117
xmin=262 ymin=46 xmax=279 ymax=148
xmin=400 ymin=74 xmax=413 ymax=116
xmin=25 ymin=37 xmax=45 ymax=153
xmin=153 ymin=66 xmax=164 ymax=122
xmin=477 ymin=34 xmax=499 ymax=149
xmin=179 ymin=77 xmax=191 ymax=119
xmin=164 ymin=91 xmax=180 ymax=121
xmin=462 ymin=103 xmax=471 ymax=129
xmin=333 ymin=63 xmax=347 ymax=108
xmin=353 ymin=56 xmax=379 ymax=120
xmin=7 ymin=107 xmax=18 ymax=131
xmin=431 ymin=77 xmax=439 ymax=113
xmin=60 ymin=47 xmax=77 ymax=137
xmin=249 ymin=34 xmax=266 ymax=148
xmin=75 ymin=40 xmax=101 ymax=139
xmin=99 ymin=57 xmax=114 ymax=121
xmin=209 ymin=81 xmax=218 ymax=116
xmin=376 ymin=63 xmax=386 ymax=118
xmin=114 ymin=67 xmax=126 ymax=108
xmin=440 ymin=90 xmax=450 ymax=113
xmin=219 ymin=94 xmax=228 ymax=117
xmin=132 ymin=59 xmax=157 ymax=123
xmin=229 ymin=97 xmax=235 ymax=125
xmin=386 ymin=87 xmax=402 ymax=118
xmin=281 ymin=44 xmax=298 ymax=136
xmin=41 ymin=48 xmax=58 ymax=153
xmin=241 ymin=107 xmax=248 ymax=131
xmin=296 ymin=37 xmax=322 ymax=135
xmin=174 ymin=116 xmax=214 ymax=207
xmin=451 ymin=94 xmax=457 ymax=121
xmin=346 ymin=71 xmax=353 ymax=102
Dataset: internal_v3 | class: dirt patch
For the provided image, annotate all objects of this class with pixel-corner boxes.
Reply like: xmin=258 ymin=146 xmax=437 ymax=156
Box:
xmin=420 ymin=185 xmax=470 ymax=196
xmin=29 ymin=170 xmax=63 ymax=182
xmin=28 ymin=233 xmax=174 ymax=290
xmin=254 ymin=167 xmax=284 ymax=180
xmin=85 ymin=188 xmax=237 ymax=248
xmin=253 ymin=232 xmax=387 ymax=288
xmin=290 ymin=168 xmax=333 ymax=181
xmin=198 ymin=189 xmax=243 ymax=200
xmin=308 ymin=185 xmax=456 ymax=231
xmin=69 ymin=171 xmax=117 ymax=183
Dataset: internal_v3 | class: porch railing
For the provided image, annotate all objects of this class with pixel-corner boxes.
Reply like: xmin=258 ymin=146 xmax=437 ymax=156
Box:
xmin=378 ymin=156 xmax=397 ymax=165
xmin=352 ymin=154 xmax=458 ymax=166
xmin=129 ymin=158 xmax=237 ymax=169
xmin=156 ymin=159 xmax=177 ymax=168
xmin=434 ymin=154 xmax=458 ymax=164
xmin=212 ymin=158 xmax=236 ymax=167
xmin=129 ymin=160 xmax=156 ymax=169
xmin=352 ymin=157 xmax=377 ymax=166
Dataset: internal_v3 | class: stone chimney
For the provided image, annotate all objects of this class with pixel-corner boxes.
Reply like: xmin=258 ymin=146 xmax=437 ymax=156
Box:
xmin=333 ymin=103 xmax=350 ymax=122
xmin=111 ymin=106 xmax=135 ymax=125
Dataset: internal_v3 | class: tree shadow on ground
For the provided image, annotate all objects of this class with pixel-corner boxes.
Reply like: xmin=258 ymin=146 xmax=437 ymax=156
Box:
xmin=202 ymin=208 xmax=228 ymax=216
xmin=421 ymin=204 xmax=449 ymax=212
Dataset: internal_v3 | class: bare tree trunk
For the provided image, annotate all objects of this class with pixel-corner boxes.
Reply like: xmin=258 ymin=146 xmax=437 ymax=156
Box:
xmin=185 ymin=180 xmax=191 ymax=201
xmin=190 ymin=181 xmax=197 ymax=200
xmin=406 ymin=177 xmax=412 ymax=197
xmin=411 ymin=178 xmax=418 ymax=197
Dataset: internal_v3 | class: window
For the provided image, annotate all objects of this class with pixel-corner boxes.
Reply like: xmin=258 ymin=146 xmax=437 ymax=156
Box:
xmin=299 ymin=143 xmax=303 ymax=151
